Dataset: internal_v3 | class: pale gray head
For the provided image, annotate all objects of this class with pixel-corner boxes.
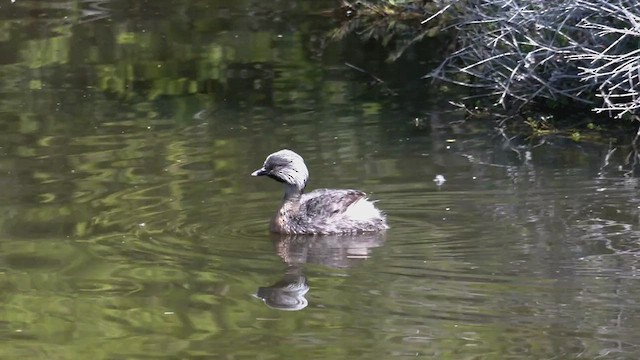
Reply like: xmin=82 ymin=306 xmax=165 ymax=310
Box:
xmin=251 ymin=149 xmax=309 ymax=190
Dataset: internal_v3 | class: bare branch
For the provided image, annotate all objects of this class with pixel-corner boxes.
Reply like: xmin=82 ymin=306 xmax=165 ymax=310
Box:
xmin=429 ymin=0 xmax=640 ymax=117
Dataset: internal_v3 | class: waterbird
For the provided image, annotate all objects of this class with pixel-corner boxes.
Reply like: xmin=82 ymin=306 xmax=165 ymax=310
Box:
xmin=251 ymin=149 xmax=388 ymax=234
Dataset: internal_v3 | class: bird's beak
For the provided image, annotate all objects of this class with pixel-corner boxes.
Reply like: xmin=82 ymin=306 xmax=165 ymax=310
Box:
xmin=251 ymin=167 xmax=268 ymax=176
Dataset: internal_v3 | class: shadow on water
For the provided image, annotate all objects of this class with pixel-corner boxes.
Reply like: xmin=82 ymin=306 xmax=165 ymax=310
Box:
xmin=256 ymin=232 xmax=386 ymax=311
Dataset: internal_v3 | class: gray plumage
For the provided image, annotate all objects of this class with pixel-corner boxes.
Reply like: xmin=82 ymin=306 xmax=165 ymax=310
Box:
xmin=252 ymin=149 xmax=388 ymax=235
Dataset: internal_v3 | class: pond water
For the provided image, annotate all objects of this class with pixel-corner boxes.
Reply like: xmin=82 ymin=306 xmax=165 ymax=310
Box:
xmin=1 ymin=0 xmax=640 ymax=359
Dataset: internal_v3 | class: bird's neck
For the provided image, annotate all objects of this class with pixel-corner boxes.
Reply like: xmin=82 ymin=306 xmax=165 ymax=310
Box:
xmin=283 ymin=183 xmax=304 ymax=203
xmin=272 ymin=184 xmax=304 ymax=233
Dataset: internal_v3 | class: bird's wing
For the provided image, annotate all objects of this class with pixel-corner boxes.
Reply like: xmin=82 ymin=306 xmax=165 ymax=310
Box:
xmin=301 ymin=189 xmax=366 ymax=217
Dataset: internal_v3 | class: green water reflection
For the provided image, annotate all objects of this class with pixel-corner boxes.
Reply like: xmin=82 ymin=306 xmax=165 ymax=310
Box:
xmin=0 ymin=0 xmax=639 ymax=359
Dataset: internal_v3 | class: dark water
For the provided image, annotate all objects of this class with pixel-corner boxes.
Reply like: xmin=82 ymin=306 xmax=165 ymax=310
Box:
xmin=0 ymin=0 xmax=639 ymax=359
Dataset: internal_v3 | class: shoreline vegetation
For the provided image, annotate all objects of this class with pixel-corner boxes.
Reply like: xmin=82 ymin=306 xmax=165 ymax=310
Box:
xmin=329 ymin=0 xmax=640 ymax=126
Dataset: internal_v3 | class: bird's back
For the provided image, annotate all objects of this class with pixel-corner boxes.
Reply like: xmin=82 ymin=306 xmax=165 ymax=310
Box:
xmin=278 ymin=188 xmax=388 ymax=234
xmin=301 ymin=189 xmax=365 ymax=216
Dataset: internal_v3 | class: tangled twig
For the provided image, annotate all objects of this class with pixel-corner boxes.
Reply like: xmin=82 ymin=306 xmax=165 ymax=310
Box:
xmin=426 ymin=0 xmax=640 ymax=118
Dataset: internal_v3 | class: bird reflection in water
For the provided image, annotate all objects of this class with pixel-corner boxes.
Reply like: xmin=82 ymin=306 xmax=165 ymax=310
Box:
xmin=256 ymin=265 xmax=309 ymax=311
xmin=255 ymin=232 xmax=386 ymax=311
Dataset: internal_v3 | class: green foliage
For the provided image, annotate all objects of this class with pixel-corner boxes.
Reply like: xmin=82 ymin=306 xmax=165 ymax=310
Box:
xmin=571 ymin=131 xmax=581 ymax=142
xmin=328 ymin=0 xmax=449 ymax=61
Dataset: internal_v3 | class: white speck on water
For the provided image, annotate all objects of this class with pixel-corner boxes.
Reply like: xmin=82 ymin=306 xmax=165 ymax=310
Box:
xmin=434 ymin=174 xmax=446 ymax=186
xmin=139 ymin=223 xmax=146 ymax=227
xmin=163 ymin=311 xmax=174 ymax=315
xmin=472 ymin=176 xmax=477 ymax=180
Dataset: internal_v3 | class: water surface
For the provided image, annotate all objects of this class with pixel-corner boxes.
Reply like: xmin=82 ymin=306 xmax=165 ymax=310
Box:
xmin=0 ymin=0 xmax=639 ymax=359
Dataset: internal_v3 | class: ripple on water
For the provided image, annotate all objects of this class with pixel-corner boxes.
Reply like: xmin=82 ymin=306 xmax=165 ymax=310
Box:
xmin=85 ymin=232 xmax=212 ymax=265
xmin=0 ymin=238 xmax=89 ymax=276
xmin=325 ymin=168 xmax=640 ymax=359
xmin=206 ymin=200 xmax=270 ymax=238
